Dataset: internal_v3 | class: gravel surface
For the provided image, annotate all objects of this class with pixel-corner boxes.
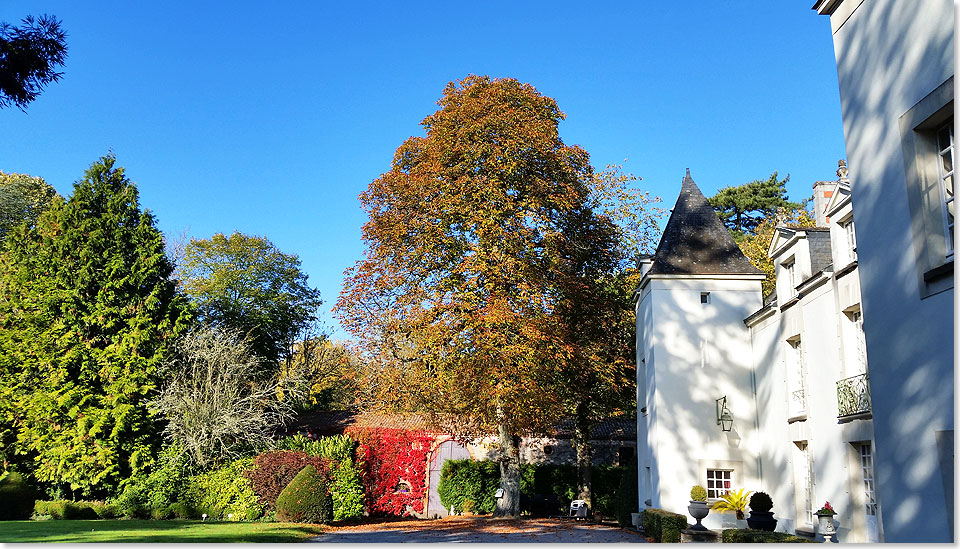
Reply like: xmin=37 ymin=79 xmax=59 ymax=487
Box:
xmin=310 ymin=517 xmax=648 ymax=543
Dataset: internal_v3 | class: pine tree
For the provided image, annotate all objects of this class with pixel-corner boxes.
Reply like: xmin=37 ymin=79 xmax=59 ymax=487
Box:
xmin=0 ymin=155 xmax=192 ymax=496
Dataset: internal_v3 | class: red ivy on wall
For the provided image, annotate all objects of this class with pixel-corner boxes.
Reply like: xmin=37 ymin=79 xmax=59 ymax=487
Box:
xmin=347 ymin=427 xmax=435 ymax=516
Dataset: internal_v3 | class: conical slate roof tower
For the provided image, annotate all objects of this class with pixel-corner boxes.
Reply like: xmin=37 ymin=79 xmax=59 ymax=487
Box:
xmin=648 ymin=169 xmax=762 ymax=276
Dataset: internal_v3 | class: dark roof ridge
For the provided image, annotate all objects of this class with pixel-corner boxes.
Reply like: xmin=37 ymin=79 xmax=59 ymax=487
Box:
xmin=647 ymin=170 xmax=763 ymax=276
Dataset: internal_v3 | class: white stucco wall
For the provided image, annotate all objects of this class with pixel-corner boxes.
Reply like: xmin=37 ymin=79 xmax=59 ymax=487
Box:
xmin=825 ymin=0 xmax=954 ymax=541
xmin=638 ymin=275 xmax=763 ymax=530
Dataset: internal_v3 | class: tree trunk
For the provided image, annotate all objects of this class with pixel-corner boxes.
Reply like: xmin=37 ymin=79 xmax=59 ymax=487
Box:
xmin=493 ymin=421 xmax=521 ymax=517
xmin=574 ymin=400 xmax=593 ymax=509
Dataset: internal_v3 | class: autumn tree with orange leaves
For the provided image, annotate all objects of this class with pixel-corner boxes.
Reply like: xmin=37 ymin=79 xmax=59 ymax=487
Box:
xmin=336 ymin=75 xmax=656 ymax=516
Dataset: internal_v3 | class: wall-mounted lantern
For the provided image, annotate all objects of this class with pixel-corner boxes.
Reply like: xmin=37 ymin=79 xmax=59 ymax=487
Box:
xmin=716 ymin=396 xmax=733 ymax=432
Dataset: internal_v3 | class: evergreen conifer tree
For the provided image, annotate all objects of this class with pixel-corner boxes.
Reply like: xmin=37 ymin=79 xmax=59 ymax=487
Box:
xmin=0 ymin=154 xmax=192 ymax=496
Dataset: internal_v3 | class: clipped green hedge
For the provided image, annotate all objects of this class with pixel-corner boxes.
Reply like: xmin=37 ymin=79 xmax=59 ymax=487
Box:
xmin=721 ymin=529 xmax=816 ymax=543
xmin=437 ymin=459 xmax=629 ymax=517
xmin=275 ymin=465 xmax=333 ymax=524
xmin=641 ymin=508 xmax=687 ymax=543
xmin=34 ymin=500 xmax=119 ymax=520
xmin=278 ymin=435 xmax=364 ymax=521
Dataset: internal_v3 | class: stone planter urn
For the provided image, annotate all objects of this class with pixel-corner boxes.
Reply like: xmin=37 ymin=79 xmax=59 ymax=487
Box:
xmin=817 ymin=513 xmax=837 ymax=536
xmin=687 ymin=501 xmax=710 ymax=531
xmin=746 ymin=510 xmax=778 ymax=531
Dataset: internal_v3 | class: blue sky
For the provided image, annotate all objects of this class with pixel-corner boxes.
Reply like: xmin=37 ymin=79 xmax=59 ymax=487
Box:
xmin=1 ymin=1 xmax=846 ymax=339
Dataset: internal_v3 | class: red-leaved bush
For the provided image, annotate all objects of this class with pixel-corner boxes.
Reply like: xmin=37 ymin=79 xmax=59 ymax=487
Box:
xmin=243 ymin=450 xmax=330 ymax=510
xmin=347 ymin=427 xmax=434 ymax=516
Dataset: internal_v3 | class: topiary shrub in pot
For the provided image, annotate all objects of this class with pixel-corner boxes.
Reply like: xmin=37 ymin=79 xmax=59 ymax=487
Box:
xmin=275 ymin=466 xmax=333 ymax=524
xmin=746 ymin=491 xmax=778 ymax=531
xmin=688 ymin=485 xmax=710 ymax=531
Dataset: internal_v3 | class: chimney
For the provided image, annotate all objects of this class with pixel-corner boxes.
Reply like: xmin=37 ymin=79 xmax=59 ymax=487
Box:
xmin=812 ymin=179 xmax=834 ymax=227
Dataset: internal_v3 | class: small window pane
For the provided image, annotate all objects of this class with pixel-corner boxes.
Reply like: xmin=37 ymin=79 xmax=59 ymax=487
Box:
xmin=943 ymin=152 xmax=953 ymax=173
xmin=938 ymin=126 xmax=952 ymax=150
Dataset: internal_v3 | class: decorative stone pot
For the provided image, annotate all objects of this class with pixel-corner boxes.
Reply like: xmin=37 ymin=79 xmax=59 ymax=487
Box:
xmin=817 ymin=513 xmax=837 ymax=535
xmin=746 ymin=510 xmax=778 ymax=531
xmin=687 ymin=500 xmax=710 ymax=531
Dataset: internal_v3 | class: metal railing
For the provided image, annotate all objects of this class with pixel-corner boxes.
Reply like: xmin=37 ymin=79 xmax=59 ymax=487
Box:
xmin=837 ymin=373 xmax=871 ymax=417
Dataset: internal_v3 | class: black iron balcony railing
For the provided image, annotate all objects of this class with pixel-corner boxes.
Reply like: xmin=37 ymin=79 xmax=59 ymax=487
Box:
xmin=837 ymin=372 xmax=871 ymax=417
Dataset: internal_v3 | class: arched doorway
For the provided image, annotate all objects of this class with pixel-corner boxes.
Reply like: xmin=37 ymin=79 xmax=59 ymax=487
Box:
xmin=426 ymin=439 xmax=470 ymax=518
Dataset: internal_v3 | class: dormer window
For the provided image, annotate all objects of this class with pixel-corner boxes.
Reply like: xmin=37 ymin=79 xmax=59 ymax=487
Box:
xmin=841 ymin=218 xmax=857 ymax=264
xmin=783 ymin=258 xmax=798 ymax=298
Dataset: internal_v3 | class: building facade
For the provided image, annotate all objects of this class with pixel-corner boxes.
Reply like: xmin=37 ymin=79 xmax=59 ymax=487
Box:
xmin=813 ymin=0 xmax=954 ymax=542
xmin=637 ymin=166 xmax=884 ymax=541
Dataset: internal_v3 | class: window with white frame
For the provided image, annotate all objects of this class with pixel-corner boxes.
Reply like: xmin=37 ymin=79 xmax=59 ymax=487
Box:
xmin=783 ymin=258 xmax=798 ymax=298
xmin=842 ymin=217 xmax=857 ymax=264
xmin=898 ymin=77 xmax=953 ymax=295
xmin=794 ymin=441 xmax=815 ymax=526
xmin=852 ymin=309 xmax=867 ymax=373
xmin=706 ymin=469 xmax=733 ymax=499
xmin=787 ymin=339 xmax=807 ymax=418
xmin=937 ymin=119 xmax=954 ymax=256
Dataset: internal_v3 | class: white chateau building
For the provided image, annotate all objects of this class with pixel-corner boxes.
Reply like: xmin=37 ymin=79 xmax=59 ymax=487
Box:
xmin=636 ymin=166 xmax=883 ymax=542
xmin=813 ymin=0 xmax=954 ymax=543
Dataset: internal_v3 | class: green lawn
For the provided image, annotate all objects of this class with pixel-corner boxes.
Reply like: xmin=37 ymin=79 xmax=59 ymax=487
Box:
xmin=0 ymin=520 xmax=326 ymax=543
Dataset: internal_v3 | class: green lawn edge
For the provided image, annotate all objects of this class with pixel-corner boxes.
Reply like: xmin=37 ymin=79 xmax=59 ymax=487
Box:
xmin=0 ymin=520 xmax=326 ymax=543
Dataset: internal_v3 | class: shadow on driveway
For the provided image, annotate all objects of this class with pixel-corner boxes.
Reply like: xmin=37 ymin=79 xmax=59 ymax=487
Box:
xmin=310 ymin=517 xmax=648 ymax=543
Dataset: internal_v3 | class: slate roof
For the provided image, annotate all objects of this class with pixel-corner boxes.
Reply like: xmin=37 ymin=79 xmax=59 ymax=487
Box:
xmin=647 ymin=170 xmax=763 ymax=276
xmin=287 ymin=410 xmax=636 ymax=441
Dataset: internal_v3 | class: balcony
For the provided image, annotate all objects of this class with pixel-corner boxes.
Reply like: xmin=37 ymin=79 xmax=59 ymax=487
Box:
xmin=837 ymin=373 xmax=871 ymax=418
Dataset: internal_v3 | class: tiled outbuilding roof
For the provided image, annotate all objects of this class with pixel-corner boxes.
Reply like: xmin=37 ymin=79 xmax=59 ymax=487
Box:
xmin=648 ymin=170 xmax=763 ymax=276
xmin=287 ymin=410 xmax=636 ymax=441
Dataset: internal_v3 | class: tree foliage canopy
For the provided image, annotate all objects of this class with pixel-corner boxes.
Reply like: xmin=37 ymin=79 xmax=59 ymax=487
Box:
xmin=338 ymin=75 xmax=608 ymax=435
xmin=179 ymin=232 xmax=322 ymax=369
xmin=708 ymin=172 xmax=802 ymax=237
xmin=0 ymin=171 xmax=58 ymax=240
xmin=0 ymin=14 xmax=67 ymax=110
xmin=0 ymin=155 xmax=191 ymax=495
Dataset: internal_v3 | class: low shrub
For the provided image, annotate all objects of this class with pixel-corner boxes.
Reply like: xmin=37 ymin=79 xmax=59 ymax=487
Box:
xmin=438 ymin=459 xmax=501 ymax=515
xmin=275 ymin=465 xmax=333 ymax=524
xmin=721 ymin=529 xmax=816 ymax=543
xmin=113 ymin=445 xmax=192 ymax=518
xmin=615 ymin=459 xmax=638 ymax=527
xmin=244 ymin=450 xmax=330 ymax=511
xmin=641 ymin=508 xmax=687 ymax=543
xmin=0 ymin=473 xmax=38 ymax=520
xmin=278 ymin=435 xmax=365 ymax=521
xmin=166 ymin=501 xmax=194 ymax=519
xmin=184 ymin=457 xmax=264 ymax=521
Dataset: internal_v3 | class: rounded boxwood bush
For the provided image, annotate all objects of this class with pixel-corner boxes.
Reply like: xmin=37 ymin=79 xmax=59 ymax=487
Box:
xmin=275 ymin=466 xmax=333 ymax=524
xmin=750 ymin=491 xmax=774 ymax=513
xmin=0 ymin=473 xmax=38 ymax=520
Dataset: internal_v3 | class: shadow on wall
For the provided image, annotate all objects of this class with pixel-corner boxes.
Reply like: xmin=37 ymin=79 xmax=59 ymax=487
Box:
xmin=833 ymin=0 xmax=953 ymax=541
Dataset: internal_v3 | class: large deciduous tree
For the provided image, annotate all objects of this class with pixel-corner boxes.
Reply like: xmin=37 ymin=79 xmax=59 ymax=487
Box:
xmin=0 ymin=171 xmax=58 ymax=239
xmin=337 ymin=75 xmax=630 ymax=516
xmin=179 ymin=232 xmax=322 ymax=371
xmin=0 ymin=155 xmax=191 ymax=495
xmin=0 ymin=14 xmax=67 ymax=110
xmin=708 ymin=172 xmax=801 ymax=238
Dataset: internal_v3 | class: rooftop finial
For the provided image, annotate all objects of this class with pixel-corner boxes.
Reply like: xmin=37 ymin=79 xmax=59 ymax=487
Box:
xmin=685 ymin=168 xmax=691 ymax=179
xmin=837 ymin=159 xmax=848 ymax=179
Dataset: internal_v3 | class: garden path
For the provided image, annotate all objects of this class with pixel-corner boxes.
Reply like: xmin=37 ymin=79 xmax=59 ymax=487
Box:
xmin=309 ymin=517 xmax=648 ymax=543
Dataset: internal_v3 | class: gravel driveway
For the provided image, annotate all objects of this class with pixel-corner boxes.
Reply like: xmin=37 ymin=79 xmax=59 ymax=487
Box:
xmin=309 ymin=517 xmax=648 ymax=543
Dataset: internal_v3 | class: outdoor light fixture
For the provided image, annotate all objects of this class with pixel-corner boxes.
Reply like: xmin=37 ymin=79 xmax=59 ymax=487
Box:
xmin=716 ymin=396 xmax=733 ymax=432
